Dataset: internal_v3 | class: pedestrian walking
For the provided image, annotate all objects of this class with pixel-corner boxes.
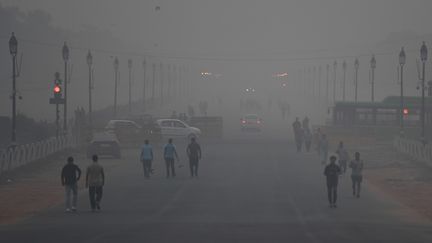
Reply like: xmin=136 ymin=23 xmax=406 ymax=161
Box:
xmin=336 ymin=141 xmax=349 ymax=173
xmin=164 ymin=138 xmax=179 ymax=178
xmin=302 ymin=116 xmax=310 ymax=131
xmin=313 ymin=128 xmax=322 ymax=154
xmin=349 ymin=152 xmax=364 ymax=198
xmin=320 ymin=134 xmax=329 ymax=164
xmin=324 ymin=155 xmax=341 ymax=208
xmin=187 ymin=137 xmax=202 ymax=178
xmin=86 ymin=155 xmax=105 ymax=212
xmin=292 ymin=117 xmax=303 ymax=152
xmin=140 ymin=139 xmax=154 ymax=178
xmin=304 ymin=128 xmax=312 ymax=152
xmin=61 ymin=156 xmax=82 ymax=212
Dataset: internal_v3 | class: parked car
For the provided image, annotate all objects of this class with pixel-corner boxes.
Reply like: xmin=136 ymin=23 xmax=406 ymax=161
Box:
xmin=156 ymin=119 xmax=201 ymax=139
xmin=241 ymin=114 xmax=262 ymax=132
xmin=87 ymin=133 xmax=121 ymax=159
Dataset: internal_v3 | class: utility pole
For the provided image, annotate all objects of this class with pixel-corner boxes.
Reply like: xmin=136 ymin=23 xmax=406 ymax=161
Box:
xmin=62 ymin=42 xmax=69 ymax=133
xmin=399 ymin=47 xmax=406 ymax=136
xmin=9 ymin=32 xmax=18 ymax=144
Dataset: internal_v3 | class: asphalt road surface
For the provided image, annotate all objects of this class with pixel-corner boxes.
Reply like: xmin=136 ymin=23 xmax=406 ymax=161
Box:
xmin=1 ymin=136 xmax=432 ymax=243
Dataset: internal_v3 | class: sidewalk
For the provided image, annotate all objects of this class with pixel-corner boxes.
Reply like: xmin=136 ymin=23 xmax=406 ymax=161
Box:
xmin=0 ymin=150 xmax=121 ymax=225
xmin=328 ymin=133 xmax=432 ymax=220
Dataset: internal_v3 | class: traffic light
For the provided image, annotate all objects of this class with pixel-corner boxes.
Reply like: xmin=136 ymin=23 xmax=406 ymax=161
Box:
xmin=53 ymin=84 xmax=62 ymax=98
xmin=403 ymin=108 xmax=409 ymax=115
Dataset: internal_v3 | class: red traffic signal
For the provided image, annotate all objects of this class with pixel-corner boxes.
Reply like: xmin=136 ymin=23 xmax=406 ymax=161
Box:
xmin=53 ymin=85 xmax=61 ymax=93
xmin=403 ymin=108 xmax=409 ymax=115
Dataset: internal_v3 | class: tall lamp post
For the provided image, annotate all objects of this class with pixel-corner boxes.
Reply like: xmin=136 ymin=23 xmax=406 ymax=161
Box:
xmin=326 ymin=64 xmax=329 ymax=104
xmin=62 ymin=42 xmax=69 ymax=133
xmin=142 ymin=59 xmax=146 ymax=112
xmin=342 ymin=60 xmax=347 ymax=101
xmin=151 ymin=62 xmax=156 ymax=103
xmin=354 ymin=58 xmax=359 ymax=102
xmin=128 ymin=59 xmax=133 ymax=114
xmin=333 ymin=61 xmax=337 ymax=103
xmin=399 ymin=47 xmax=406 ymax=135
xmin=370 ymin=55 xmax=376 ymax=102
xmin=160 ymin=62 xmax=164 ymax=106
xmin=9 ymin=32 xmax=18 ymax=144
xmin=318 ymin=65 xmax=322 ymax=101
xmin=113 ymin=57 xmax=119 ymax=118
xmin=420 ymin=41 xmax=428 ymax=142
xmin=86 ymin=50 xmax=93 ymax=127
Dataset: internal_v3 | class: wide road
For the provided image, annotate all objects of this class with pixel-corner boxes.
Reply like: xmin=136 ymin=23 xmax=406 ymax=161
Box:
xmin=1 ymin=137 xmax=432 ymax=242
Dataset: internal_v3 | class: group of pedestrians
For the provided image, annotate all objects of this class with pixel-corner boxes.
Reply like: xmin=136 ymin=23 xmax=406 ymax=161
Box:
xmin=292 ymin=116 xmax=313 ymax=152
xmin=61 ymin=155 xmax=104 ymax=213
xmin=323 ymin=142 xmax=364 ymax=208
xmin=292 ymin=117 xmax=364 ymax=208
xmin=139 ymin=137 xmax=202 ymax=179
xmin=60 ymin=137 xmax=202 ymax=213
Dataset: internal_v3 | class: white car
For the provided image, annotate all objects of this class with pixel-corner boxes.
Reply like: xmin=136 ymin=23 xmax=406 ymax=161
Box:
xmin=156 ymin=119 xmax=201 ymax=139
xmin=241 ymin=114 xmax=262 ymax=132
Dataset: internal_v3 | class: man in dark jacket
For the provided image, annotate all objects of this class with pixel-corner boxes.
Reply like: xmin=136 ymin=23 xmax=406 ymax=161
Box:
xmin=324 ymin=155 xmax=341 ymax=208
xmin=187 ymin=137 xmax=202 ymax=178
xmin=61 ymin=156 xmax=82 ymax=212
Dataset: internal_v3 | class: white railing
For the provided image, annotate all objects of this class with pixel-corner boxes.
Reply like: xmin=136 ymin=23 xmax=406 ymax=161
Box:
xmin=0 ymin=135 xmax=75 ymax=175
xmin=393 ymin=136 xmax=432 ymax=167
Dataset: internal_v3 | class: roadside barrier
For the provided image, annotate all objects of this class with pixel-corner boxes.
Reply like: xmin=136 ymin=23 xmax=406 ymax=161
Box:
xmin=0 ymin=135 xmax=74 ymax=175
xmin=393 ymin=136 xmax=432 ymax=167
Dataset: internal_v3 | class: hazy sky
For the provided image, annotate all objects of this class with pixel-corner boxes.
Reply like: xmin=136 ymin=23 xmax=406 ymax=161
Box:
xmin=2 ymin=0 xmax=432 ymax=57
xmin=2 ymin=0 xmax=432 ymax=121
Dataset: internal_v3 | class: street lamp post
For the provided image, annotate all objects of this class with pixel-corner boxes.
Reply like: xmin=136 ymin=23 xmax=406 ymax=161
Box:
xmin=399 ymin=47 xmax=406 ymax=135
xmin=152 ymin=62 xmax=156 ymax=103
xmin=342 ymin=60 xmax=347 ymax=101
xmin=86 ymin=50 xmax=93 ymax=127
xmin=420 ymin=41 xmax=428 ymax=142
xmin=160 ymin=62 xmax=164 ymax=106
xmin=62 ymin=42 xmax=69 ymax=133
xmin=142 ymin=59 xmax=146 ymax=112
xmin=128 ymin=59 xmax=133 ymax=114
xmin=333 ymin=61 xmax=337 ymax=103
xmin=370 ymin=55 xmax=376 ymax=102
xmin=113 ymin=57 xmax=119 ymax=118
xmin=326 ymin=64 xmax=329 ymax=104
xmin=167 ymin=64 xmax=171 ymax=100
xmin=9 ymin=32 xmax=18 ymax=144
xmin=318 ymin=66 xmax=322 ymax=101
xmin=354 ymin=58 xmax=359 ymax=102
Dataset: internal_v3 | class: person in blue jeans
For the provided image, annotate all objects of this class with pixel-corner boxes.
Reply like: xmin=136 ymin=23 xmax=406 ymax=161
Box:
xmin=324 ymin=155 xmax=341 ymax=208
xmin=61 ymin=156 xmax=81 ymax=212
xmin=140 ymin=139 xmax=154 ymax=178
xmin=163 ymin=138 xmax=179 ymax=178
